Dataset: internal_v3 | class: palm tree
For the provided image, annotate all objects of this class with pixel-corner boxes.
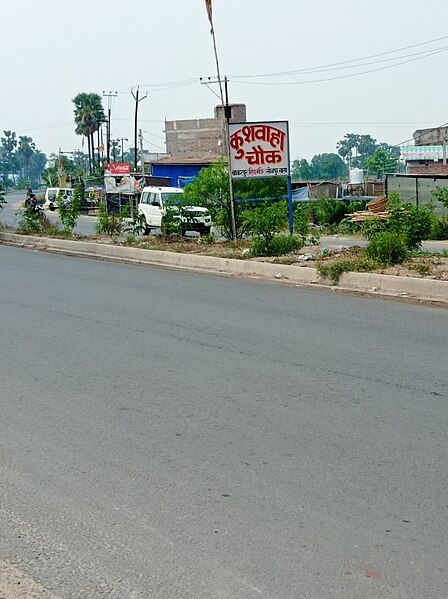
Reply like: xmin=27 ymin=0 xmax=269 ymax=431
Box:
xmin=73 ymin=93 xmax=105 ymax=173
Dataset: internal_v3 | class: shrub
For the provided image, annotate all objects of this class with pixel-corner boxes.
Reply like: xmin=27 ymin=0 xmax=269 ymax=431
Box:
xmin=388 ymin=203 xmax=432 ymax=250
xmin=317 ymin=257 xmax=380 ymax=284
xmin=362 ymin=197 xmax=433 ymax=250
xmin=161 ymin=205 xmax=181 ymax=237
xmin=431 ymin=187 xmax=448 ymax=210
xmin=363 ymin=231 xmax=408 ymax=265
xmin=250 ymin=234 xmax=302 ymax=257
xmin=294 ymin=204 xmax=312 ymax=241
xmin=313 ymin=197 xmax=348 ymax=226
xmin=430 ymin=215 xmax=448 ymax=240
xmin=96 ymin=202 xmax=129 ymax=236
xmin=57 ymin=185 xmax=82 ymax=233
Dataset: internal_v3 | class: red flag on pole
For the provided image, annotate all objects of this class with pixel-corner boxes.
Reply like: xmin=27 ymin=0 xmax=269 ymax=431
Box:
xmin=205 ymin=0 xmax=213 ymax=31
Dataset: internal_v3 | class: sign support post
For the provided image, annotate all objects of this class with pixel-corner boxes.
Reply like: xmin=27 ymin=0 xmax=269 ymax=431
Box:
xmin=286 ymin=120 xmax=294 ymax=234
xmin=287 ymin=174 xmax=294 ymax=234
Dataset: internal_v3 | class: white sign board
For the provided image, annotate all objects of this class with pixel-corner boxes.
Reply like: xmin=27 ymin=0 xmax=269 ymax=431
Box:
xmin=229 ymin=121 xmax=290 ymax=179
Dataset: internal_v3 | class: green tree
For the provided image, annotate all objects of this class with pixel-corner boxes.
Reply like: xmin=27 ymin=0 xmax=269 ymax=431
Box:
xmin=73 ymin=93 xmax=105 ymax=173
xmin=337 ymin=133 xmax=377 ymax=167
xmin=0 ymin=130 xmax=18 ymax=185
xmin=292 ymin=158 xmax=312 ymax=181
xmin=365 ymin=146 xmax=398 ymax=178
xmin=309 ymin=153 xmax=348 ymax=180
xmin=16 ymin=136 xmax=36 ymax=180
xmin=183 ymin=161 xmax=288 ymax=239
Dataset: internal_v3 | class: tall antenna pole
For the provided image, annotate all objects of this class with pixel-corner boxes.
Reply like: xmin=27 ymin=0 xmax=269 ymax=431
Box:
xmin=131 ymin=86 xmax=148 ymax=171
xmin=102 ymin=91 xmax=117 ymax=164
xmin=205 ymin=1 xmax=237 ymax=240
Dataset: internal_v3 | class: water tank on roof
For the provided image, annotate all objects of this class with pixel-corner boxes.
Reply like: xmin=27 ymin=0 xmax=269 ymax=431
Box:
xmin=349 ymin=168 xmax=364 ymax=185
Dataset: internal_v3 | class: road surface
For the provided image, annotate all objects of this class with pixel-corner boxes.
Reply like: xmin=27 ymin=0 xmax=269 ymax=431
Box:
xmin=0 ymin=241 xmax=447 ymax=598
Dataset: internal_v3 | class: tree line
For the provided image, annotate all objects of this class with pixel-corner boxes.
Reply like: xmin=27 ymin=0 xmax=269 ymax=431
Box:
xmin=0 ymin=131 xmax=47 ymax=188
xmin=292 ymin=133 xmax=401 ymax=181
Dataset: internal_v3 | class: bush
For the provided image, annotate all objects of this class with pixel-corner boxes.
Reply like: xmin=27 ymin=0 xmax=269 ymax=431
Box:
xmin=363 ymin=231 xmax=408 ymax=265
xmin=362 ymin=197 xmax=433 ymax=250
xmin=161 ymin=205 xmax=181 ymax=237
xmin=317 ymin=257 xmax=380 ymax=284
xmin=430 ymin=215 xmax=448 ymax=240
xmin=57 ymin=184 xmax=82 ymax=233
xmin=313 ymin=197 xmax=348 ymax=226
xmin=250 ymin=234 xmax=302 ymax=257
xmin=242 ymin=201 xmax=288 ymax=237
xmin=294 ymin=204 xmax=312 ymax=241
xmin=96 ymin=202 xmax=129 ymax=236
xmin=388 ymin=202 xmax=432 ymax=250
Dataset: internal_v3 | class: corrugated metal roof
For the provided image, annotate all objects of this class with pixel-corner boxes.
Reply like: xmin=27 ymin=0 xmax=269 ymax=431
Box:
xmin=152 ymin=155 xmax=224 ymax=165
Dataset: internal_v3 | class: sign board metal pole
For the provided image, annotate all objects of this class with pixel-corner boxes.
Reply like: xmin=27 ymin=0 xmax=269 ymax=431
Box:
xmin=286 ymin=121 xmax=294 ymax=234
xmin=287 ymin=174 xmax=294 ymax=234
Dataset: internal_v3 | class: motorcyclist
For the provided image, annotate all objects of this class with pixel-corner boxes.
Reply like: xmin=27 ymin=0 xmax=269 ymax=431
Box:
xmin=24 ymin=193 xmax=39 ymax=212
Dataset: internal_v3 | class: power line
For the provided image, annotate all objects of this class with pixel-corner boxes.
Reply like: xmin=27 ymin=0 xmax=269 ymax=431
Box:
xmin=232 ymin=47 xmax=448 ymax=86
xmin=231 ymin=33 xmax=448 ymax=79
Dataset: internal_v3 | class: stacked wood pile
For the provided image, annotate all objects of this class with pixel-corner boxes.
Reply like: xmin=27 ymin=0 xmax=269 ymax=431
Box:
xmin=349 ymin=196 xmax=389 ymax=223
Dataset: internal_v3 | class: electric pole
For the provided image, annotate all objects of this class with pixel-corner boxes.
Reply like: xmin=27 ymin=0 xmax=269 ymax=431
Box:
xmin=139 ymin=129 xmax=145 ymax=176
xmin=131 ymin=86 xmax=148 ymax=171
xmin=102 ymin=91 xmax=117 ymax=163
xmin=200 ymin=74 xmax=237 ymax=240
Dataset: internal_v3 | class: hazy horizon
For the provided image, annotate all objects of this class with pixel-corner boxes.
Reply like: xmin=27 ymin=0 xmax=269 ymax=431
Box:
xmin=2 ymin=0 xmax=448 ymax=161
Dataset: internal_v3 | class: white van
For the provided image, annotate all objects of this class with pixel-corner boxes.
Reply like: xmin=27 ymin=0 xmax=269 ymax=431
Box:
xmin=44 ymin=188 xmax=73 ymax=211
xmin=138 ymin=186 xmax=212 ymax=235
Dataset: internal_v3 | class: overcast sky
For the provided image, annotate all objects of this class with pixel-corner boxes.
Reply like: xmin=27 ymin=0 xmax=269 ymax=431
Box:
xmin=2 ymin=0 xmax=448 ymax=160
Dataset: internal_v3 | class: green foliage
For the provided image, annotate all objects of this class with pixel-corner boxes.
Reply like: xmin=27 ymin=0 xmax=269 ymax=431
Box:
xmin=431 ymin=187 xmax=448 ymax=210
xmin=161 ymin=205 xmax=180 ymax=237
xmin=317 ymin=256 xmax=380 ymax=283
xmin=430 ymin=215 xmax=448 ymax=240
xmin=293 ymin=203 xmax=312 ymax=240
xmin=365 ymin=146 xmax=398 ymax=177
xmin=292 ymin=154 xmax=347 ymax=181
xmin=241 ymin=201 xmax=301 ymax=256
xmin=242 ymin=201 xmax=287 ymax=240
xmin=198 ymin=232 xmax=215 ymax=244
xmin=336 ymin=133 xmax=400 ymax=170
xmin=122 ymin=212 xmax=147 ymax=236
xmin=57 ymin=184 xmax=82 ymax=233
xmin=16 ymin=204 xmax=54 ymax=235
xmin=183 ymin=161 xmax=288 ymax=239
xmin=96 ymin=202 xmax=131 ymax=236
xmin=388 ymin=202 xmax=432 ymax=249
xmin=0 ymin=130 xmax=46 ymax=187
xmin=313 ymin=197 xmax=348 ymax=226
xmin=362 ymin=194 xmax=433 ymax=249
xmin=363 ymin=232 xmax=408 ymax=265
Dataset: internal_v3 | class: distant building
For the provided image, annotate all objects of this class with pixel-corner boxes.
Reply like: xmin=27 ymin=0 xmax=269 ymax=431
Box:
xmin=401 ymin=126 xmax=448 ymax=174
xmin=164 ymin=104 xmax=247 ymax=160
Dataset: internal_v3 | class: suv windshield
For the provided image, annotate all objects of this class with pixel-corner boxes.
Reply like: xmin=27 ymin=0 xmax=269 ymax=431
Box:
xmin=162 ymin=192 xmax=183 ymax=205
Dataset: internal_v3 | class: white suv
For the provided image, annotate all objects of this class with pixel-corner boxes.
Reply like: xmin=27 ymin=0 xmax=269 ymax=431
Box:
xmin=138 ymin=186 xmax=212 ymax=236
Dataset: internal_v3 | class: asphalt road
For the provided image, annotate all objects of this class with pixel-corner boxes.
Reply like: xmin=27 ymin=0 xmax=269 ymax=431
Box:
xmin=1 ymin=242 xmax=448 ymax=598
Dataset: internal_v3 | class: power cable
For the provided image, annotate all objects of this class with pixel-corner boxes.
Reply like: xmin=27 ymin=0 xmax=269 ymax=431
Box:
xmin=232 ymin=47 xmax=448 ymax=86
xmin=231 ymin=33 xmax=448 ymax=79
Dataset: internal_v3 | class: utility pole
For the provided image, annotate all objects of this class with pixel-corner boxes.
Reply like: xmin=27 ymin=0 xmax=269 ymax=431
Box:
xmin=131 ymin=86 xmax=148 ymax=171
xmin=102 ymin=91 xmax=117 ymax=163
xmin=139 ymin=129 xmax=145 ymax=176
xmin=203 ymin=2 xmax=237 ymax=240
xmin=120 ymin=137 xmax=128 ymax=162
xmin=200 ymin=74 xmax=237 ymax=240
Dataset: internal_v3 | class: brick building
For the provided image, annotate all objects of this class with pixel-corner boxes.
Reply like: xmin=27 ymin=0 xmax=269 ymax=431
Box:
xmin=401 ymin=126 xmax=448 ymax=174
xmin=164 ymin=104 xmax=247 ymax=160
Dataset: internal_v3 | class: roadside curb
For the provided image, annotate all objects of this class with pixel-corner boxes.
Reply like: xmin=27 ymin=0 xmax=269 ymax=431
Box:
xmin=1 ymin=231 xmax=447 ymax=306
